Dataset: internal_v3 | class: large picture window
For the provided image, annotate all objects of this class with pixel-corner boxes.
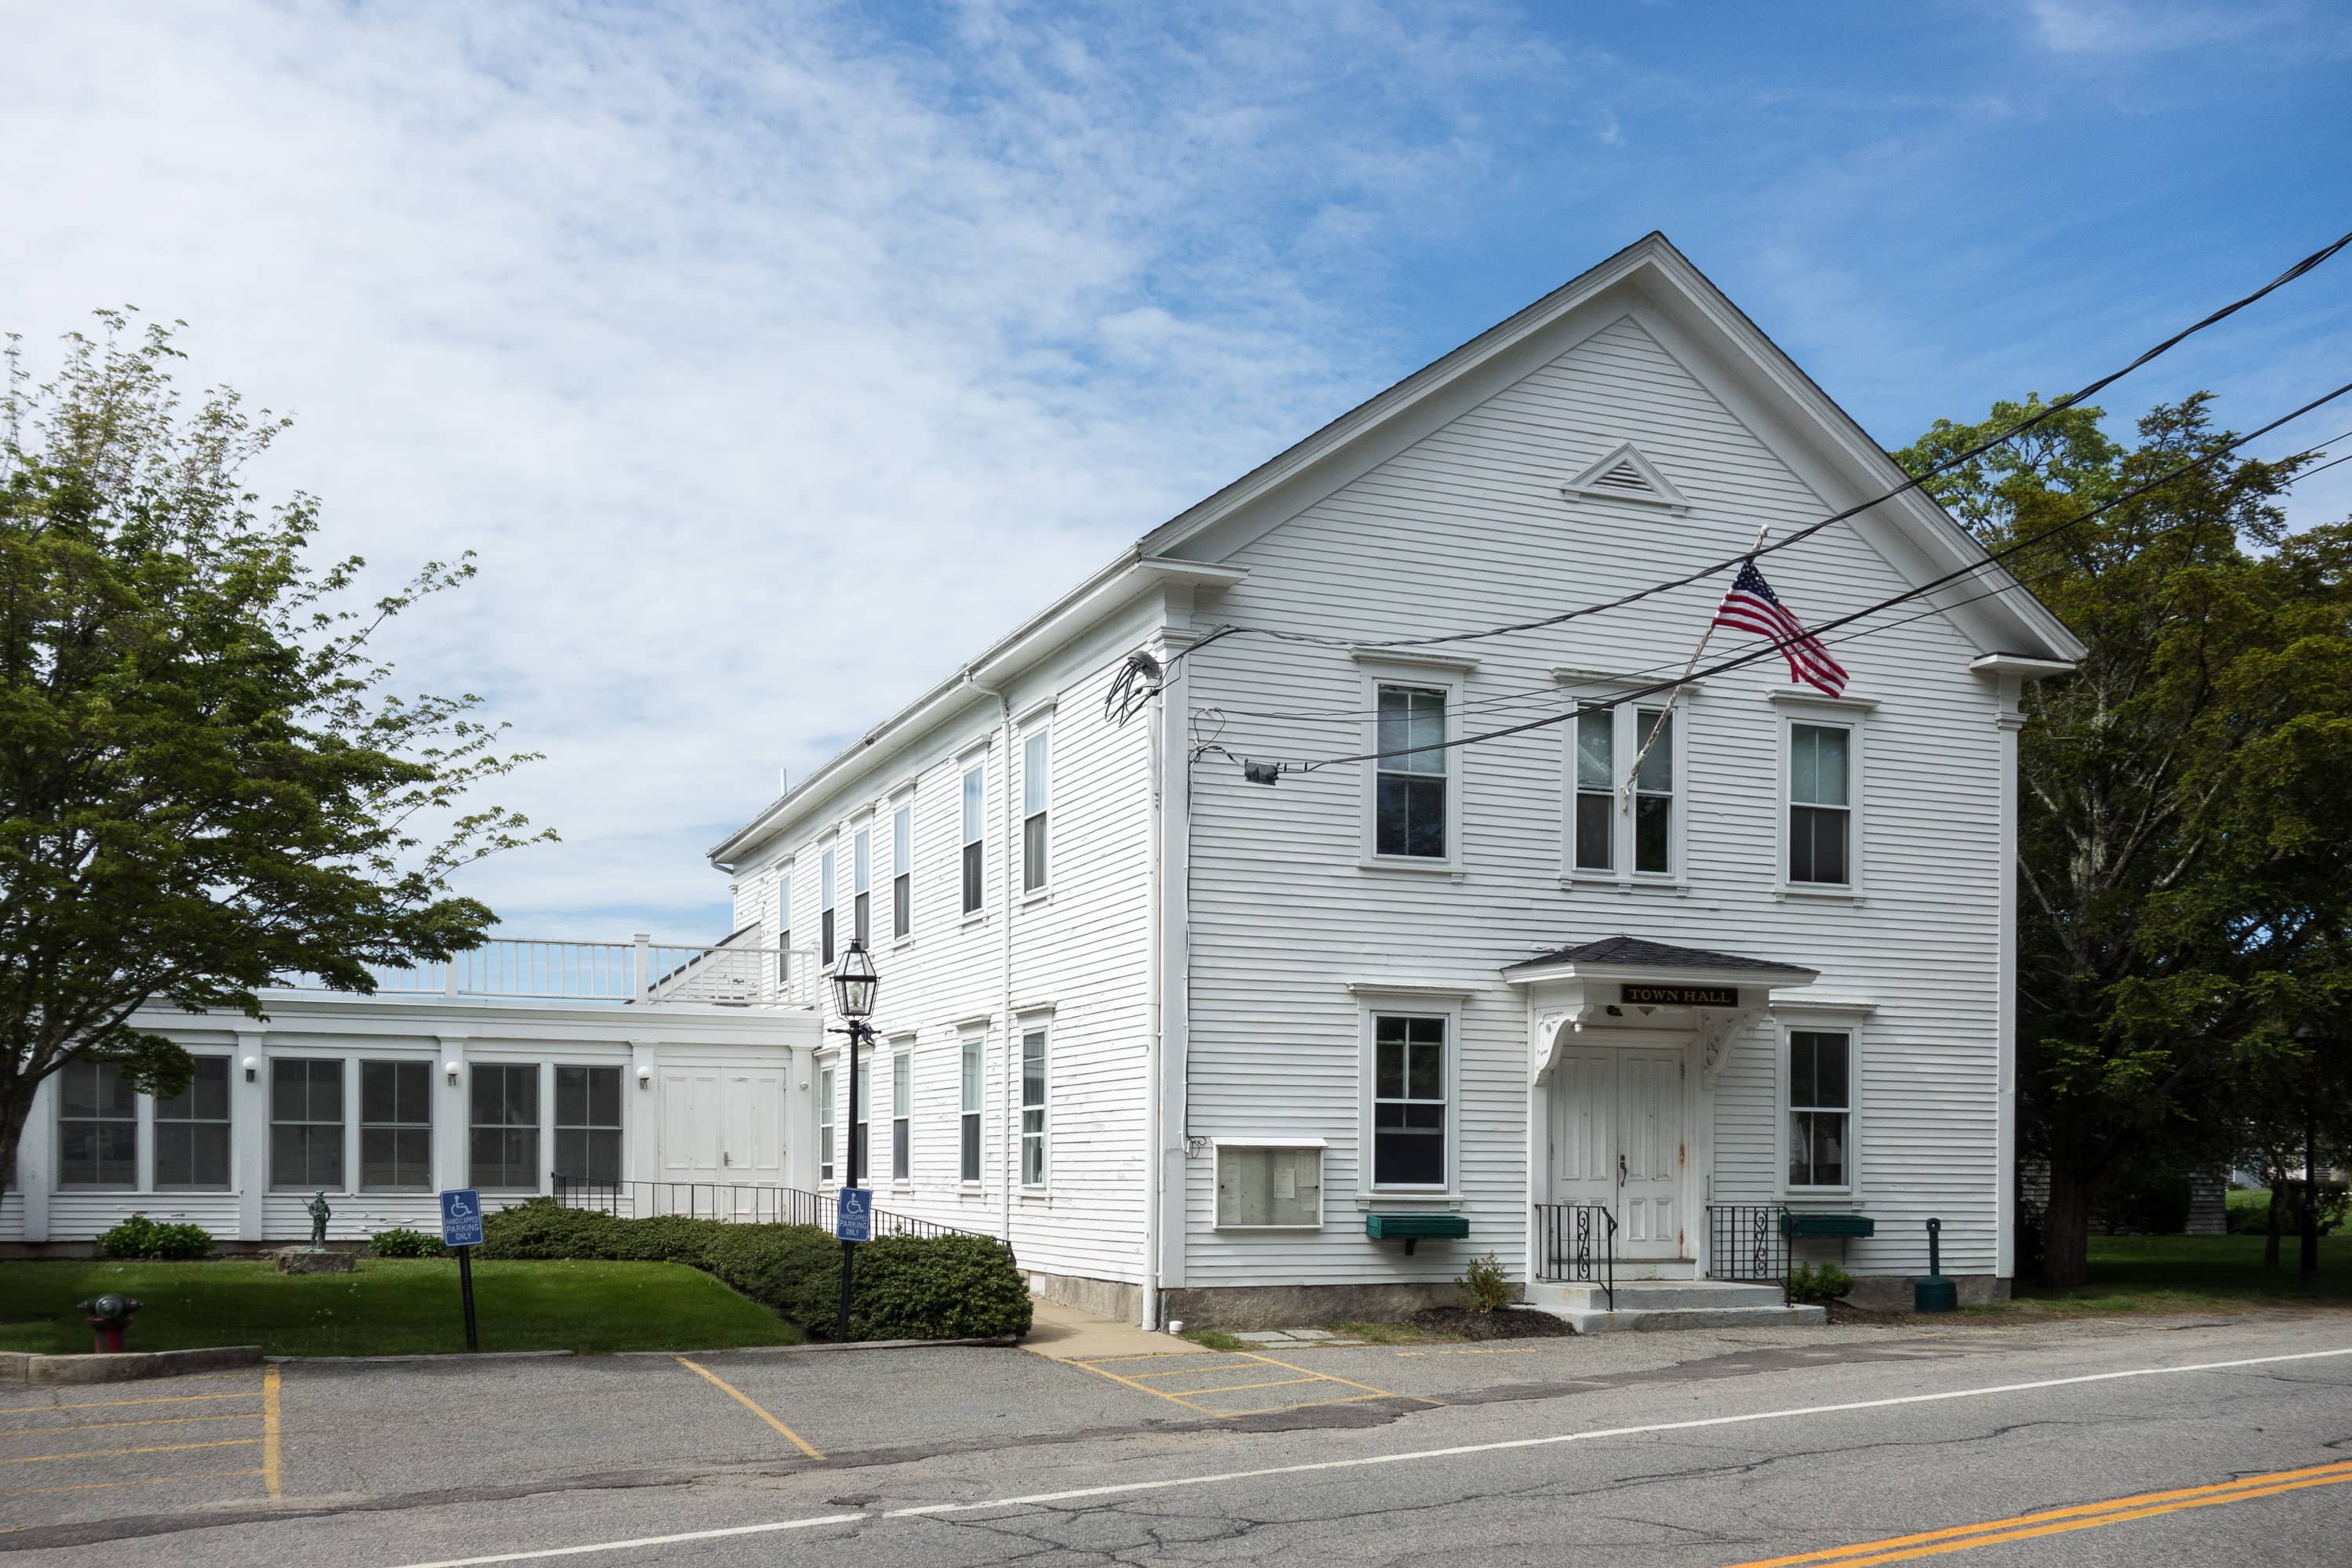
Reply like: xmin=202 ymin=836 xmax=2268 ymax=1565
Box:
xmin=470 ymin=1063 xmax=539 ymax=1191
xmin=271 ymin=1058 xmax=345 ymax=1190
xmin=961 ymin=764 xmax=985 ymax=915
xmin=1788 ymin=1030 xmax=1851 ymax=1188
xmin=1374 ymin=686 xmax=1447 ymax=858
xmin=1789 ymin=722 xmax=1852 ymax=885
xmin=1372 ymin=1014 xmax=1446 ymax=1188
xmin=555 ymin=1065 xmax=623 ymax=1185
xmin=960 ymin=1036 xmax=983 ymax=1183
xmin=154 ymin=1057 xmax=231 ymax=1190
xmin=59 ymin=1060 xmax=138 ymax=1189
xmin=359 ymin=1060 xmax=434 ymax=1192
xmin=1019 ymin=1029 xmax=1047 ymax=1187
xmin=891 ymin=804 xmax=913 ymax=940
xmin=1022 ymin=728 xmax=1051 ymax=893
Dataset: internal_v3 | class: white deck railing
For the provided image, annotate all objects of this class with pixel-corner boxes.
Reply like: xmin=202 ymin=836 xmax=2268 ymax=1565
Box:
xmin=278 ymin=935 xmax=821 ymax=1008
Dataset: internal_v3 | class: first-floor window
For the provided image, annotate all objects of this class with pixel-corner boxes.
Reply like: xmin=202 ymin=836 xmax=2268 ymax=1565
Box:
xmin=470 ymin=1063 xmax=539 ymax=1190
xmin=818 ymin=1063 xmax=836 ymax=1182
xmin=1788 ymin=1030 xmax=1851 ymax=1188
xmin=960 ymin=1036 xmax=983 ymax=1182
xmin=1217 ymin=1145 xmax=1323 ymax=1228
xmin=271 ymin=1058 xmax=345 ymax=1190
xmin=59 ymin=1060 xmax=138 ymax=1189
xmin=555 ymin=1065 xmax=623 ymax=1185
xmin=1020 ymin=1029 xmax=1047 ymax=1186
xmin=852 ymin=1051 xmax=869 ymax=1182
xmin=154 ymin=1057 xmax=231 ymax=1190
xmin=1374 ymin=685 xmax=1448 ymax=858
xmin=360 ymin=1060 xmax=434 ymax=1192
xmin=891 ymin=1051 xmax=911 ymax=1181
xmin=1372 ymin=1014 xmax=1446 ymax=1187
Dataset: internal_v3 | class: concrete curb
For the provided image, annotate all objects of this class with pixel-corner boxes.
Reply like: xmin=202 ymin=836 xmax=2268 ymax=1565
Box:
xmin=0 ymin=1345 xmax=263 ymax=1385
xmin=268 ymin=1334 xmax=1020 ymax=1366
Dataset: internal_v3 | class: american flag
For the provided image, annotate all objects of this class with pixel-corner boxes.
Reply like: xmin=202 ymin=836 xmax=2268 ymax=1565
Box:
xmin=1711 ymin=558 xmax=1849 ymax=696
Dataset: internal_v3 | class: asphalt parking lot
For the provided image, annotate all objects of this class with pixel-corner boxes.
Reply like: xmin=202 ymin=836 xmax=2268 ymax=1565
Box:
xmin=2 ymin=1366 xmax=279 ymax=1526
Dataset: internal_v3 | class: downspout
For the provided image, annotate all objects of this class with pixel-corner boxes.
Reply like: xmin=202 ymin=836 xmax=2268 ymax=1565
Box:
xmin=962 ymin=664 xmax=1017 ymax=1255
xmin=1140 ymin=662 xmax=1164 ymax=1330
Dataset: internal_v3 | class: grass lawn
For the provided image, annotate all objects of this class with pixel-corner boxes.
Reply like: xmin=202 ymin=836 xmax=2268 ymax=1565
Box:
xmin=0 ymin=1258 xmax=806 ymax=1357
xmin=2006 ymin=1233 xmax=2352 ymax=1314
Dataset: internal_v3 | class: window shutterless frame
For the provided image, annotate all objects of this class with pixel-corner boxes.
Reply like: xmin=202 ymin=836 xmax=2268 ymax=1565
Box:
xmin=775 ymin=866 xmax=793 ymax=986
xmin=851 ymin=1049 xmax=870 ymax=1183
xmin=1559 ymin=685 xmax=1690 ymax=885
xmin=891 ymin=803 xmax=913 ymax=940
xmin=555 ymin=1065 xmax=623 ymax=1185
xmin=959 ymin=1033 xmax=984 ymax=1183
xmin=58 ymin=1059 xmax=139 ymax=1189
xmin=1022 ymin=727 xmax=1051 ymax=894
xmin=270 ymin=1058 xmax=346 ymax=1190
xmin=853 ymin=824 xmax=872 ymax=947
xmin=960 ymin=764 xmax=985 ymax=916
xmin=359 ymin=1059 xmax=434 ymax=1192
xmin=154 ymin=1057 xmax=232 ymax=1190
xmin=1356 ymin=655 xmax=1470 ymax=873
xmin=469 ymin=1062 xmax=540 ymax=1191
xmin=1573 ymin=707 xmax=1613 ymax=872
xmin=1370 ymin=1014 xmax=1448 ymax=1189
xmin=1770 ymin=695 xmax=1871 ymax=895
xmin=818 ymin=1062 xmax=836 ymax=1183
xmin=1784 ymin=1028 xmax=1854 ymax=1190
xmin=819 ymin=842 xmax=838 ymax=964
xmin=1019 ymin=1028 xmax=1047 ymax=1188
xmin=890 ymin=1047 xmax=911 ymax=1182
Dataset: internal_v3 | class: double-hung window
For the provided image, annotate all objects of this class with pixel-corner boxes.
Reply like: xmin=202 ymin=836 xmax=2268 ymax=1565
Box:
xmin=1632 ymin=708 xmax=1673 ymax=874
xmin=154 ymin=1057 xmax=231 ymax=1190
xmin=470 ymin=1063 xmax=539 ymax=1191
xmin=1374 ymin=686 xmax=1448 ymax=859
xmin=1371 ymin=1015 xmax=1446 ymax=1188
xmin=889 ymin=1049 xmax=911 ymax=1182
xmin=852 ymin=825 xmax=872 ymax=947
xmin=359 ymin=1061 xmax=434 ymax=1192
xmin=851 ymin=1051 xmax=869 ymax=1183
xmin=1022 ymin=728 xmax=1051 ymax=893
xmin=775 ymin=868 xmax=793 ymax=986
xmin=1788 ymin=1031 xmax=1851 ymax=1188
xmin=819 ymin=844 xmax=838 ymax=964
xmin=960 ymin=764 xmax=985 ymax=915
xmin=1563 ymin=686 xmax=1687 ymax=881
xmin=891 ymin=804 xmax=913 ymax=940
xmin=271 ymin=1058 xmax=344 ymax=1190
xmin=1019 ymin=1029 xmax=1047 ymax=1187
xmin=59 ymin=1060 xmax=138 ymax=1189
xmin=818 ymin=1063 xmax=836 ymax=1182
xmin=555 ymin=1065 xmax=623 ymax=1185
xmin=1789 ymin=722 xmax=1853 ymax=885
xmin=1573 ymin=708 xmax=1613 ymax=871
xmin=959 ymin=1036 xmax=983 ymax=1183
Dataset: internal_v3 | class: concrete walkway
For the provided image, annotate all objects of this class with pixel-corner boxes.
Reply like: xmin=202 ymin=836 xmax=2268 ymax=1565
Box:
xmin=1022 ymin=1298 xmax=1201 ymax=1362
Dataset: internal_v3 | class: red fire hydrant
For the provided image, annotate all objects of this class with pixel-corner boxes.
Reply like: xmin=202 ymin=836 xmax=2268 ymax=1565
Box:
xmin=76 ymin=1293 xmax=143 ymax=1354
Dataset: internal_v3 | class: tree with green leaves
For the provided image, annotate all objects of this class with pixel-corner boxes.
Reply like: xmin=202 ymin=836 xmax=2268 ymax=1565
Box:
xmin=0 ymin=312 xmax=554 ymax=1204
xmin=1896 ymin=394 xmax=2352 ymax=1288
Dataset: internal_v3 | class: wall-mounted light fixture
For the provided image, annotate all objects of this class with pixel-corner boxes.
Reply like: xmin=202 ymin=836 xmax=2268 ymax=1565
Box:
xmin=241 ymin=1055 xmax=260 ymax=1083
xmin=635 ymin=1064 xmax=653 ymax=1089
xmin=444 ymin=1059 xmax=462 ymax=1085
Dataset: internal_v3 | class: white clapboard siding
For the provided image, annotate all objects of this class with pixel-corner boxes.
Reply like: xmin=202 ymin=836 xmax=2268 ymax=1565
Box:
xmin=1178 ymin=311 xmax=2008 ymax=1283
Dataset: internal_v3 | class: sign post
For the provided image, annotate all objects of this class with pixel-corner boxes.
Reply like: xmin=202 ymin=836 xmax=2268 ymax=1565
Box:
xmin=439 ymin=1189 xmax=485 ymax=1352
xmin=833 ymin=1187 xmax=873 ymax=1341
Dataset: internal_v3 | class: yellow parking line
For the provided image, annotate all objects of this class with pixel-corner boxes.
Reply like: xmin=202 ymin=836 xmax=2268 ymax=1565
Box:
xmin=2 ymin=1467 xmax=265 ymax=1501
xmin=1120 ymin=1362 xmax=1262 ymax=1380
xmin=0 ymin=1390 xmax=260 ymax=1417
xmin=262 ymin=1364 xmax=283 ymax=1502
xmin=1062 ymin=1358 xmax=1224 ymax=1415
xmin=1721 ymin=1457 xmax=2352 ymax=1567
xmin=0 ymin=1411 xmax=263 ymax=1436
xmin=1228 ymin=1351 xmax=1442 ymax=1407
xmin=675 ymin=1358 xmax=825 ymax=1461
xmin=1164 ymin=1376 xmax=1323 ymax=1397
xmin=1214 ymin=1391 xmax=1400 ymax=1418
xmin=1 ymin=1438 xmax=260 ymax=1467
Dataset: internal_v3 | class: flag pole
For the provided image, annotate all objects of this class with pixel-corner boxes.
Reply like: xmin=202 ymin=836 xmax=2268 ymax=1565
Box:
xmin=1621 ymin=524 xmax=1769 ymax=806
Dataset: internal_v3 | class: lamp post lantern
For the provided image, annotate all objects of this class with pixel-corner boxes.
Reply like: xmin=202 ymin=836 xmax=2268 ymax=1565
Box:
xmin=829 ymin=938 xmax=880 ymax=1341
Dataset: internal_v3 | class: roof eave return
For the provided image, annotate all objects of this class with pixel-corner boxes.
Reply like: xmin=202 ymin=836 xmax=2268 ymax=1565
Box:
xmin=1507 ymin=952 xmax=1818 ymax=1091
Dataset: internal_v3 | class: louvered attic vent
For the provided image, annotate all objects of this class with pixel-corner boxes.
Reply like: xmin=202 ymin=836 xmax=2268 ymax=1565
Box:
xmin=1560 ymin=442 xmax=1691 ymax=514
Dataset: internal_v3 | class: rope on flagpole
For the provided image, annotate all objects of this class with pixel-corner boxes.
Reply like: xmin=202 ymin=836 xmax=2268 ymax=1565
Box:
xmin=1619 ymin=524 xmax=1768 ymax=805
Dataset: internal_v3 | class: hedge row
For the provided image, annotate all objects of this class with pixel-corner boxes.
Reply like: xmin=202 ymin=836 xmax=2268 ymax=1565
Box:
xmin=478 ymin=1200 xmax=1031 ymax=1341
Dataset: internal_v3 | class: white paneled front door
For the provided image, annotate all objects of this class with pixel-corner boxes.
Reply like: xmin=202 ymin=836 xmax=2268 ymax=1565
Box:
xmin=1547 ymin=1040 xmax=1688 ymax=1261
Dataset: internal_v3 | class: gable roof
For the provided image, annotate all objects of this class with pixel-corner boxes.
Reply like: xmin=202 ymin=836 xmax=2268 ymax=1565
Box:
xmin=711 ymin=232 xmax=2083 ymax=868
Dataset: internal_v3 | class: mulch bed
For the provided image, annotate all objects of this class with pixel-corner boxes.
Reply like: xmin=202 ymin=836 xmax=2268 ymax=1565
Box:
xmin=1409 ymin=1305 xmax=1576 ymax=1341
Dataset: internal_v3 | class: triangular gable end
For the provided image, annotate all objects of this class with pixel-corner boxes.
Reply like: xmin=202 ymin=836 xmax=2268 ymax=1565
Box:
xmin=1559 ymin=442 xmax=1690 ymax=514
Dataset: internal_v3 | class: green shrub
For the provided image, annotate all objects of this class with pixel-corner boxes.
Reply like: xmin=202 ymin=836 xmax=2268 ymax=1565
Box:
xmin=1787 ymin=1261 xmax=1854 ymax=1304
xmin=98 ymin=1213 xmax=214 ymax=1261
xmin=702 ymin=1224 xmax=842 ymax=1321
xmin=1456 ymin=1250 xmax=1512 ymax=1314
xmin=849 ymin=1235 xmax=1031 ymax=1341
xmin=369 ymin=1228 xmax=445 ymax=1258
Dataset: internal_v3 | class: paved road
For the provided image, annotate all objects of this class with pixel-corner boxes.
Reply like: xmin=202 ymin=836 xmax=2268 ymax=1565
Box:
xmin=5 ymin=1311 xmax=2349 ymax=1566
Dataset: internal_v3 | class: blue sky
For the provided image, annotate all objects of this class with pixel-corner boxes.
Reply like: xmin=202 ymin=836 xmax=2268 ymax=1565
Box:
xmin=6 ymin=0 xmax=2348 ymax=940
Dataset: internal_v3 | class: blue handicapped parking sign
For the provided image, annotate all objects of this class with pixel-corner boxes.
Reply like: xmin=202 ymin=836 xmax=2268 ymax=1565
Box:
xmin=440 ymin=1189 xmax=485 ymax=1249
xmin=834 ymin=1187 xmax=873 ymax=1243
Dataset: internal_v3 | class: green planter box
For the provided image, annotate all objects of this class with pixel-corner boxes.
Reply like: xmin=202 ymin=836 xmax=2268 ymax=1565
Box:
xmin=1780 ymin=1212 xmax=1875 ymax=1240
xmin=1365 ymin=1214 xmax=1469 ymax=1241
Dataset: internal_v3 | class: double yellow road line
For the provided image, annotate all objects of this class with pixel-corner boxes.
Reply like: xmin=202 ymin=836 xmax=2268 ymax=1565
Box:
xmin=1726 ymin=1457 xmax=2352 ymax=1567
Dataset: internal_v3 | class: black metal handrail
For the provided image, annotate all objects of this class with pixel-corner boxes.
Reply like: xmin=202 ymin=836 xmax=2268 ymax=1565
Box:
xmin=1533 ymin=1203 xmax=1617 ymax=1312
xmin=550 ymin=1174 xmax=1000 ymax=1244
xmin=1706 ymin=1203 xmax=1790 ymax=1301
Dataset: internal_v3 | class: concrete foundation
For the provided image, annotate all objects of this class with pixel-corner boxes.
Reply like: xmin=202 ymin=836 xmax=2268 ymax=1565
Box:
xmin=1842 ymin=1272 xmax=2010 ymax=1312
xmin=1157 ymin=1280 xmax=1483 ymax=1330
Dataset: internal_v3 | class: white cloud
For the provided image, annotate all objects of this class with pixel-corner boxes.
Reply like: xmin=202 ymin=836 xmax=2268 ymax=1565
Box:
xmin=1 ymin=0 xmax=1568 ymax=938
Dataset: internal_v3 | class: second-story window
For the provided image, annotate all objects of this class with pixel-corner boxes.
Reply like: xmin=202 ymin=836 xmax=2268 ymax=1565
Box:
xmin=1633 ymin=708 xmax=1674 ymax=874
xmin=960 ymin=764 xmax=985 ymax=915
xmin=1374 ymin=686 xmax=1447 ymax=858
xmin=853 ymin=825 xmax=872 ymax=946
xmin=1022 ymin=728 xmax=1051 ymax=893
xmin=1789 ymin=722 xmax=1852 ymax=885
xmin=775 ymin=868 xmax=793 ymax=986
xmin=891 ymin=803 xmax=913 ymax=940
xmin=820 ymin=844 xmax=837 ymax=964
xmin=1573 ymin=707 xmax=1613 ymax=872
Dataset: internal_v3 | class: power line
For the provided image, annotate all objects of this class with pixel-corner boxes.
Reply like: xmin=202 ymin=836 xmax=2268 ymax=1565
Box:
xmin=1243 ymin=376 xmax=2352 ymax=775
xmin=1168 ymin=226 xmax=2352 ymax=672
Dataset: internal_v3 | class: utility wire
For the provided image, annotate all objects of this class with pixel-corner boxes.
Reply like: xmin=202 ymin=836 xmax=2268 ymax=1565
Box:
xmin=1168 ymin=227 xmax=2352 ymax=671
xmin=1247 ymin=376 xmax=2352 ymax=774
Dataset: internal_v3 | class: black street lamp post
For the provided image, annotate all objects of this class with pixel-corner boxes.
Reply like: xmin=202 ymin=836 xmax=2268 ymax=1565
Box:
xmin=829 ymin=938 xmax=879 ymax=1341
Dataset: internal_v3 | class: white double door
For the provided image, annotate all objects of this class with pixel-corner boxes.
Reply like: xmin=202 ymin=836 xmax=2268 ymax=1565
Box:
xmin=1548 ymin=1042 xmax=1687 ymax=1260
xmin=661 ymin=1070 xmax=784 ymax=1215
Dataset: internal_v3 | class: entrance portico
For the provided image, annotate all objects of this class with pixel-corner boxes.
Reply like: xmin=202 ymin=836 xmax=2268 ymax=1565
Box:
xmin=1508 ymin=936 xmax=1818 ymax=1279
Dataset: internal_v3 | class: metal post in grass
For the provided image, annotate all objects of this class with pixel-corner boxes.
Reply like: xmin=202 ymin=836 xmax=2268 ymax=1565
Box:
xmin=829 ymin=939 xmax=880 ymax=1342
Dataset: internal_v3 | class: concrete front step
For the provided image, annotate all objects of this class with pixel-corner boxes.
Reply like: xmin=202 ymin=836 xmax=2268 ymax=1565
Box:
xmin=1519 ymin=1278 xmax=1826 ymax=1334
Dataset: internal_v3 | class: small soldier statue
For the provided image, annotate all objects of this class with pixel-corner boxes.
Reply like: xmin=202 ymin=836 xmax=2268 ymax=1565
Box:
xmin=306 ymin=1189 xmax=332 ymax=1250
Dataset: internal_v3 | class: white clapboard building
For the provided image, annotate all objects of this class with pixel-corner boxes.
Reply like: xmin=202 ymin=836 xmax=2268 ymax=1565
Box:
xmin=706 ymin=233 xmax=2082 ymax=1328
xmin=9 ymin=234 xmax=2080 ymax=1331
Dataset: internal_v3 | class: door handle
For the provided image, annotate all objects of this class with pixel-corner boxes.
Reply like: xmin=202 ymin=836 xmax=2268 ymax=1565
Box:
xmin=1617 ymin=1152 xmax=1628 ymax=1186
